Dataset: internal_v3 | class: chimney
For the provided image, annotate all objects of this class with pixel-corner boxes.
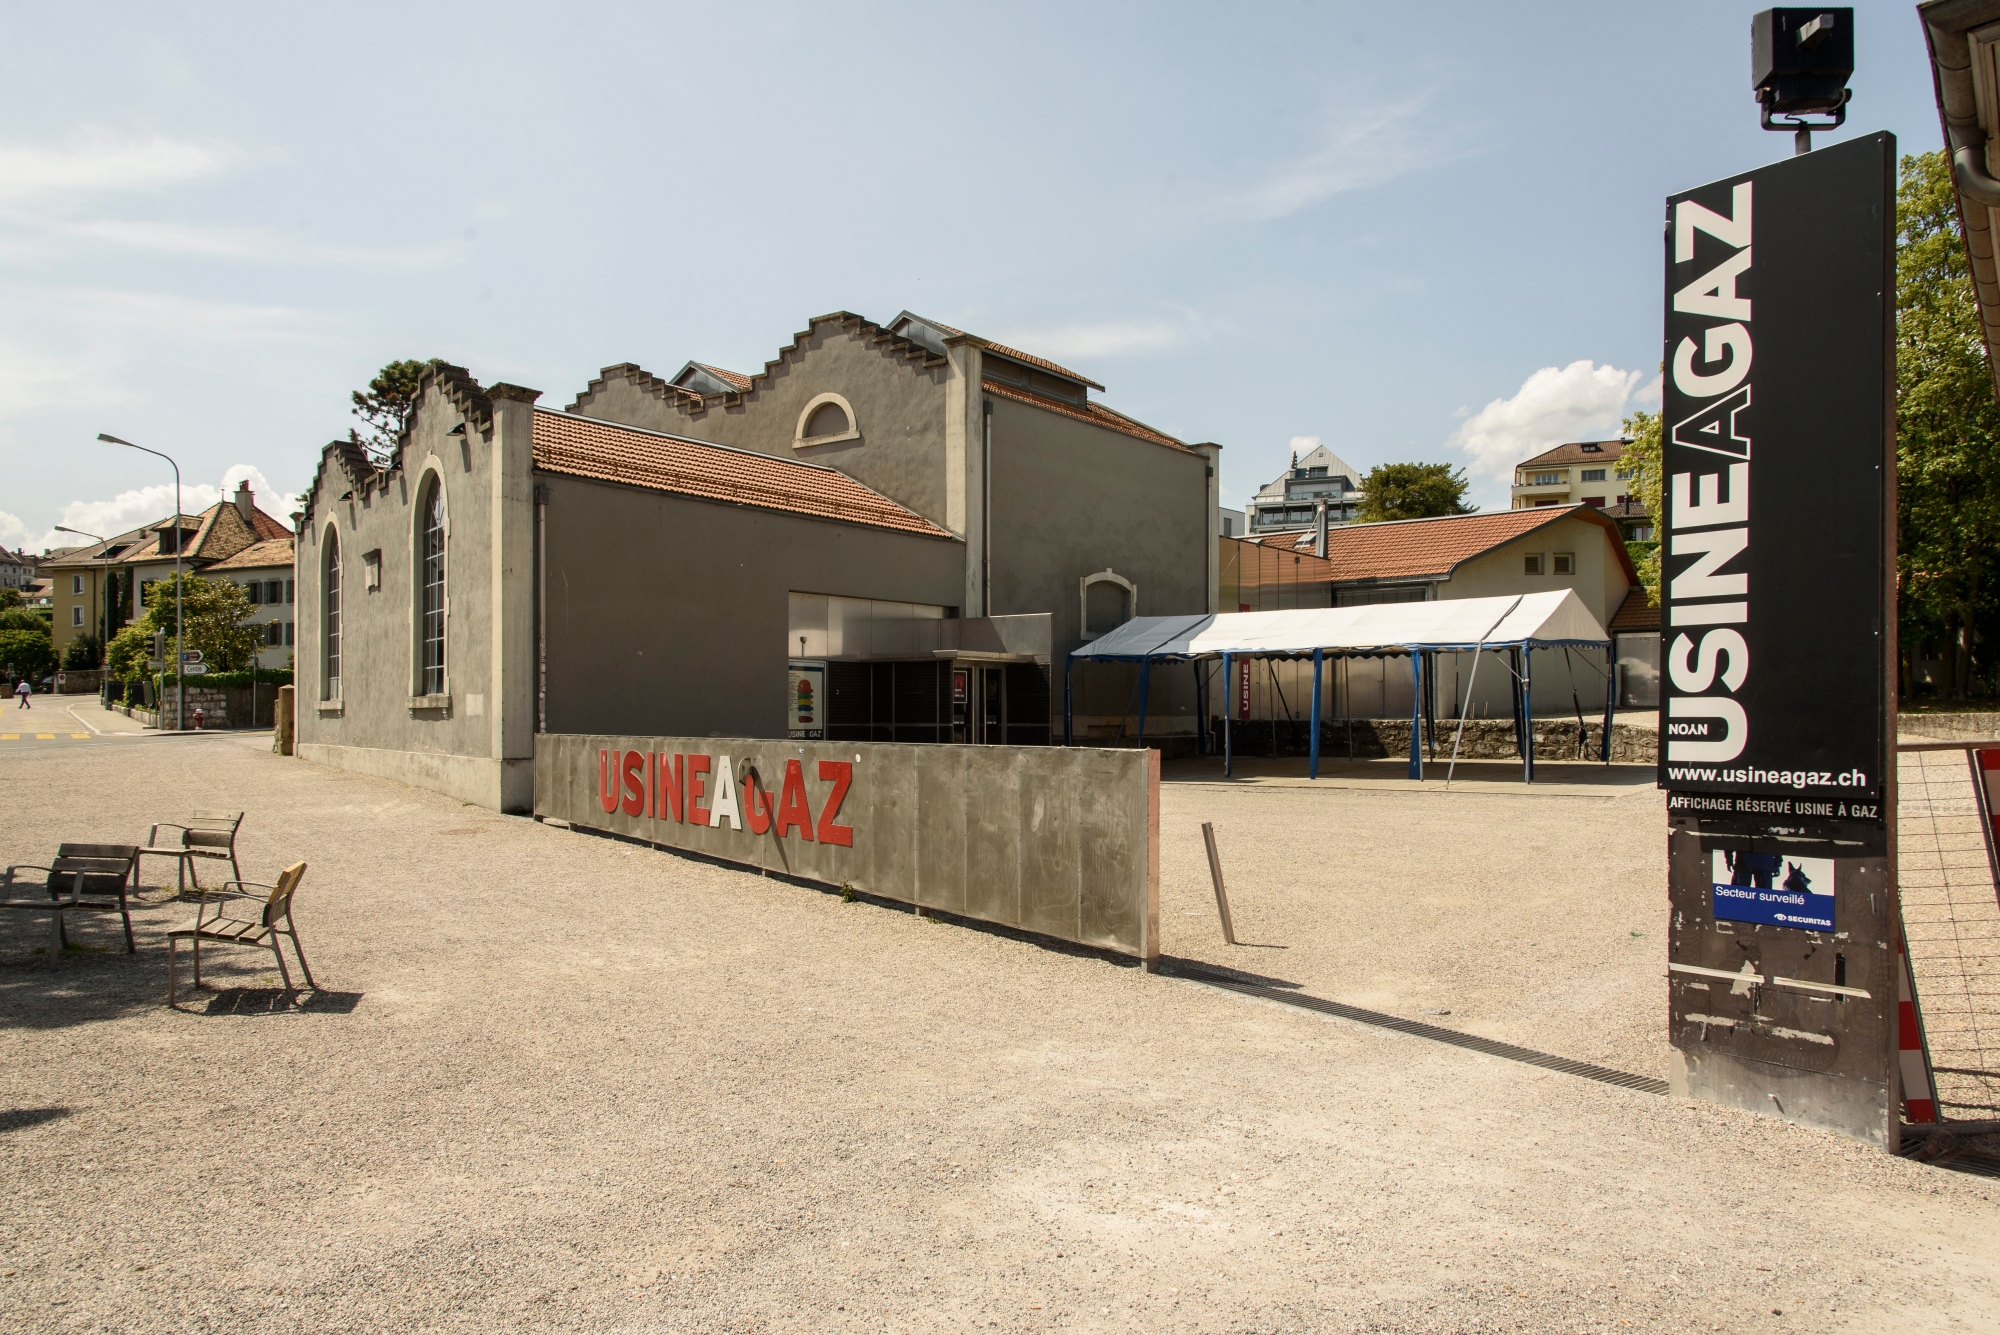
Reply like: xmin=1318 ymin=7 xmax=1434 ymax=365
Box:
xmin=234 ymin=480 xmax=255 ymax=527
xmin=1314 ymin=498 xmax=1329 ymax=558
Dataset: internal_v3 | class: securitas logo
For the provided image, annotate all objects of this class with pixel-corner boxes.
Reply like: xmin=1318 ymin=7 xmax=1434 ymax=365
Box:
xmin=1666 ymin=182 xmax=1752 ymax=764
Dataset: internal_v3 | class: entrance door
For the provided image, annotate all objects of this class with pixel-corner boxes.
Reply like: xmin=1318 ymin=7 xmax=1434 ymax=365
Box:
xmin=980 ymin=666 xmax=1005 ymax=744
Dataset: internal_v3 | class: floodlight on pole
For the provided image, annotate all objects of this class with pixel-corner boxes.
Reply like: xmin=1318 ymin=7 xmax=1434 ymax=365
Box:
xmin=96 ymin=433 xmax=186 ymax=731
xmin=1752 ymin=8 xmax=1855 ymax=156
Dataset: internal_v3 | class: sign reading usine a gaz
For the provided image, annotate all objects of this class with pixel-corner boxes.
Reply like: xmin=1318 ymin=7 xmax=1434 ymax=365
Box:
xmin=1657 ymin=133 xmax=1894 ymax=810
xmin=533 ymin=733 xmax=1159 ymax=960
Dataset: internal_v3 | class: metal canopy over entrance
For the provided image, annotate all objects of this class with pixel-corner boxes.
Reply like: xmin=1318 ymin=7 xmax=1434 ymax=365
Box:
xmin=1064 ymin=589 xmax=1614 ymax=782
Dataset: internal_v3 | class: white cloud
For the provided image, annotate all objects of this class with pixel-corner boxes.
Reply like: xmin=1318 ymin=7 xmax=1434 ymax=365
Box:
xmin=991 ymin=318 xmax=1189 ymax=361
xmin=1449 ymin=360 xmax=1646 ymax=483
xmin=13 ymin=465 xmax=296 ymax=555
xmin=66 ymin=220 xmax=463 ymax=270
xmin=0 ymin=129 xmax=228 ymax=210
xmin=1239 ymin=91 xmax=1440 ymax=221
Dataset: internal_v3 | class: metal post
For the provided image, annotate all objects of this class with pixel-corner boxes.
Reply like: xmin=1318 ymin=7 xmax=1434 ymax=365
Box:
xmin=1523 ymin=644 xmax=1535 ymax=784
xmin=1136 ymin=658 xmax=1151 ymax=747
xmin=1222 ymin=652 xmax=1233 ymax=778
xmin=1599 ymin=645 xmax=1614 ymax=762
xmin=1063 ymin=655 xmax=1074 ymax=746
xmin=1201 ymin=821 xmax=1236 ymax=945
xmin=1408 ymin=651 xmax=1424 ymax=781
xmin=1309 ymin=648 xmax=1323 ymax=779
xmin=1509 ymin=647 xmax=1524 ymax=759
xmin=1194 ymin=660 xmax=1207 ymax=756
xmin=96 ymin=434 xmax=182 ymax=730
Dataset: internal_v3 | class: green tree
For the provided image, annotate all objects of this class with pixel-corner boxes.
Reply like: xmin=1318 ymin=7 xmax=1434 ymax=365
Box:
xmin=0 ymin=627 xmax=55 ymax=682
xmin=139 ymin=574 xmax=263 ymax=673
xmin=351 ymin=357 xmax=443 ymax=465
xmin=1896 ymin=149 xmax=2000 ymax=699
xmin=1620 ymin=407 xmax=1662 ymax=603
xmin=0 ymin=588 xmax=21 ymax=609
xmin=62 ymin=632 xmax=103 ymax=670
xmin=0 ymin=607 xmax=48 ymax=633
xmin=1355 ymin=462 xmax=1477 ymax=522
xmin=106 ymin=624 xmax=152 ymax=684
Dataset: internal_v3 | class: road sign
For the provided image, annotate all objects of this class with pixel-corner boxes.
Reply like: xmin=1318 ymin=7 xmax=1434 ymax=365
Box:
xmin=180 ymin=664 xmax=208 ymax=677
xmin=180 ymin=650 xmax=203 ymax=664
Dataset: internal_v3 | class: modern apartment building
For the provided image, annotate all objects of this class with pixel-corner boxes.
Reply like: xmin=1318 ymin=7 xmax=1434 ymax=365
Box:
xmin=1244 ymin=443 xmax=1365 ymax=537
xmin=1510 ymin=439 xmax=1639 ymax=511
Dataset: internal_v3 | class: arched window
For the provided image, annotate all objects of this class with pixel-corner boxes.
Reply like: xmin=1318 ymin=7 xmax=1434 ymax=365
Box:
xmin=795 ymin=392 xmax=860 ymax=447
xmin=1079 ymin=569 xmax=1137 ymax=640
xmin=419 ymin=479 xmax=446 ymax=696
xmin=322 ymin=529 xmax=341 ymax=700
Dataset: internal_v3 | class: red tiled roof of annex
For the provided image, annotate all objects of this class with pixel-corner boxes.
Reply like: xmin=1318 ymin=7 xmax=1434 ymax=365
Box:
xmin=693 ymin=363 xmax=753 ymax=392
xmin=532 ymin=411 xmax=954 ymax=539
xmin=1315 ymin=506 xmax=1634 ymax=583
xmin=1609 ymin=586 xmax=1661 ymax=632
xmin=981 ymin=380 xmax=1192 ymax=453
xmin=919 ymin=317 xmax=1107 ymax=391
xmin=1518 ymin=439 xmax=1627 ymax=469
xmin=206 ymin=537 xmax=297 ymax=571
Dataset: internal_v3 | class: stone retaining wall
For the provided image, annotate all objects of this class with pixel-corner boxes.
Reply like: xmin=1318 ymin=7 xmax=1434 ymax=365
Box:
xmin=1209 ymin=716 xmax=1659 ymax=764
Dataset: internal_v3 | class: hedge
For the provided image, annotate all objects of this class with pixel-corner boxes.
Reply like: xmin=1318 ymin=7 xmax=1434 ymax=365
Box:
xmin=154 ymin=668 xmax=293 ymax=689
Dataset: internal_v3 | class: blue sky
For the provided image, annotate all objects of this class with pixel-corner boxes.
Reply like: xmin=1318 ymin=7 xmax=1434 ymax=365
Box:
xmin=0 ymin=1 xmax=1947 ymax=550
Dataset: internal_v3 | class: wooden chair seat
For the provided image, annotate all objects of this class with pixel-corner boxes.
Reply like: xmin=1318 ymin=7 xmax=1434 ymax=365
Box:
xmin=168 ymin=862 xmax=316 ymax=1004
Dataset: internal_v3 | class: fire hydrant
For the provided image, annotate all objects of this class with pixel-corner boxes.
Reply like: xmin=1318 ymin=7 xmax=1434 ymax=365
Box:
xmin=192 ymin=706 xmax=205 ymax=731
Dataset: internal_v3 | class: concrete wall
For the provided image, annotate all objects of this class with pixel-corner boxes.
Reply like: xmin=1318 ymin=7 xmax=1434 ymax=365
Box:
xmin=539 ymin=473 xmax=965 ymax=739
xmin=295 ymin=381 xmax=540 ymax=812
xmin=537 ymin=733 xmax=1159 ymax=961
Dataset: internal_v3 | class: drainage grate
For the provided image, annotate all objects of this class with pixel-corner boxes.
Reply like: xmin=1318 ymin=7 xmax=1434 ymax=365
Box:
xmin=1175 ymin=966 xmax=1670 ymax=1095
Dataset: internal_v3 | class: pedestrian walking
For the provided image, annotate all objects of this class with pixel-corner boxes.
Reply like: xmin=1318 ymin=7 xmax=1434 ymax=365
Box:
xmin=13 ymin=678 xmax=29 ymax=710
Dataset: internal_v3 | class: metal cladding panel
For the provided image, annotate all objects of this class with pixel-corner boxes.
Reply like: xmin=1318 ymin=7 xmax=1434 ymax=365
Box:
xmin=914 ymin=747 xmax=968 ymax=914
xmin=962 ymin=749 xmax=1020 ymax=927
xmin=1665 ymin=817 xmax=1893 ymax=1143
xmin=1077 ymin=748 xmax=1148 ymax=951
xmin=1019 ymin=750 xmax=1083 ymax=941
xmin=538 ymin=735 xmax=1152 ymax=958
xmin=1657 ymin=133 xmax=1894 ymax=811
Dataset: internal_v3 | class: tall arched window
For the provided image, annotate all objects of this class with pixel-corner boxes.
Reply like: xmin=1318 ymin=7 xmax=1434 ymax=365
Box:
xmin=419 ymin=480 xmax=446 ymax=695
xmin=322 ymin=530 xmax=341 ymax=700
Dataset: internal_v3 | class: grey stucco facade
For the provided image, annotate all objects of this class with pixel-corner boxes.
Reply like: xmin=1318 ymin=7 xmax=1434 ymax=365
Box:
xmin=294 ymin=312 xmax=1217 ymax=812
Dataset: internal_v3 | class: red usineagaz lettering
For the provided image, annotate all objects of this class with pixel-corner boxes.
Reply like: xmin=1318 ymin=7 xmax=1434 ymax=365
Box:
xmin=598 ymin=749 xmax=621 ymax=814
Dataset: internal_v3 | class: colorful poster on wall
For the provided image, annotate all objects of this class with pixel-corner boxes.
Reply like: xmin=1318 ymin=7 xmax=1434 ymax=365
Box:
xmin=788 ymin=661 xmax=826 ymax=740
xmin=1710 ymin=849 xmax=1835 ymax=932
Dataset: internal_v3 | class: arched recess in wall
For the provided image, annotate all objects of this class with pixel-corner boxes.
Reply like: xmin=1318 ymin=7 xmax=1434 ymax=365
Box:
xmin=795 ymin=392 xmax=861 ymax=448
xmin=412 ymin=465 xmax=448 ymax=699
xmin=321 ymin=523 xmax=342 ymax=701
xmin=1079 ymin=569 xmax=1137 ymax=641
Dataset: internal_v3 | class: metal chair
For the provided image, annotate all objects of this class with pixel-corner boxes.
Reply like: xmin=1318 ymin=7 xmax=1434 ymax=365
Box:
xmin=0 ymin=844 xmax=140 ymax=955
xmin=140 ymin=811 xmax=245 ymax=894
xmin=168 ymin=861 xmax=317 ymax=1005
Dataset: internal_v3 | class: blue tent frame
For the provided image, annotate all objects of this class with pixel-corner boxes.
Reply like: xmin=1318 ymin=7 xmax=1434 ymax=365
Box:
xmin=1063 ymin=635 xmax=1614 ymax=783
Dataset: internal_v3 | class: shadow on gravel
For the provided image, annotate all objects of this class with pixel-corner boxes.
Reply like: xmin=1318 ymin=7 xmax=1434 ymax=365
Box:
xmin=196 ymin=987 xmax=363 ymax=1016
xmin=0 ymin=1106 xmax=73 ymax=1132
xmin=1157 ymin=955 xmax=1302 ymax=989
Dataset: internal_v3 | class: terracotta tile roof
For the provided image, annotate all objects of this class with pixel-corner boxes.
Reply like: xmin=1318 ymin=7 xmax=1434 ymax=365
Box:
xmin=1319 ymin=505 xmax=1637 ymax=584
xmin=692 ymin=362 xmax=752 ymax=392
xmin=1518 ymin=439 xmax=1627 ymax=469
xmin=1601 ymin=499 xmax=1650 ymax=520
xmin=918 ymin=316 xmax=1106 ymax=391
xmin=205 ymin=537 xmax=296 ymax=571
xmin=532 ymin=410 xmax=954 ymax=540
xmin=1609 ymin=586 xmax=1660 ymax=632
xmin=981 ymin=380 xmax=1193 ymax=453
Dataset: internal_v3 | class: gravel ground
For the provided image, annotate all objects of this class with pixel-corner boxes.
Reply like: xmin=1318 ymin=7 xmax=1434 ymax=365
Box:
xmin=2 ymin=732 xmax=1997 ymax=1334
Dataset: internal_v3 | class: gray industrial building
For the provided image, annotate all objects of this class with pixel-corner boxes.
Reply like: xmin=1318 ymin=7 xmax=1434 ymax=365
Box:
xmin=293 ymin=311 xmax=1220 ymax=810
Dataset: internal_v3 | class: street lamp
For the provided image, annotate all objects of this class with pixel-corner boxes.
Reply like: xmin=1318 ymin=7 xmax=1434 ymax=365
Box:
xmin=96 ymin=433 xmax=185 ymax=731
xmin=52 ymin=524 xmax=113 ymax=704
xmin=1752 ymin=8 xmax=1855 ymax=156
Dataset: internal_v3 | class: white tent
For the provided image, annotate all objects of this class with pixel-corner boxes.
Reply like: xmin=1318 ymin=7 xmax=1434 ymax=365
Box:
xmin=1069 ymin=590 xmax=1609 ymax=661
xmin=1063 ymin=590 xmax=1614 ymax=781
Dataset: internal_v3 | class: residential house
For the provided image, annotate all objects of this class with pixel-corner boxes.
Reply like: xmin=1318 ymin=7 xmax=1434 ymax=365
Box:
xmin=41 ymin=482 xmax=293 ymax=660
xmin=294 ymin=310 xmax=1220 ymax=811
xmin=1510 ymin=438 xmax=1647 ymax=517
xmin=0 ymin=546 xmax=36 ymax=591
xmin=205 ymin=536 xmax=299 ymax=669
xmin=1245 ymin=443 xmax=1366 ymax=540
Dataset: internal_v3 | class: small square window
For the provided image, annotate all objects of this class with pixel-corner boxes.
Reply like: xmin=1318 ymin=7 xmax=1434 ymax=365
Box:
xmin=1523 ymin=554 xmax=1543 ymax=576
xmin=1553 ymin=552 xmax=1575 ymax=575
xmin=363 ymin=550 xmax=383 ymax=592
xmin=71 ymin=574 xmax=83 ymax=595
xmin=71 ymin=606 xmax=84 ymax=626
